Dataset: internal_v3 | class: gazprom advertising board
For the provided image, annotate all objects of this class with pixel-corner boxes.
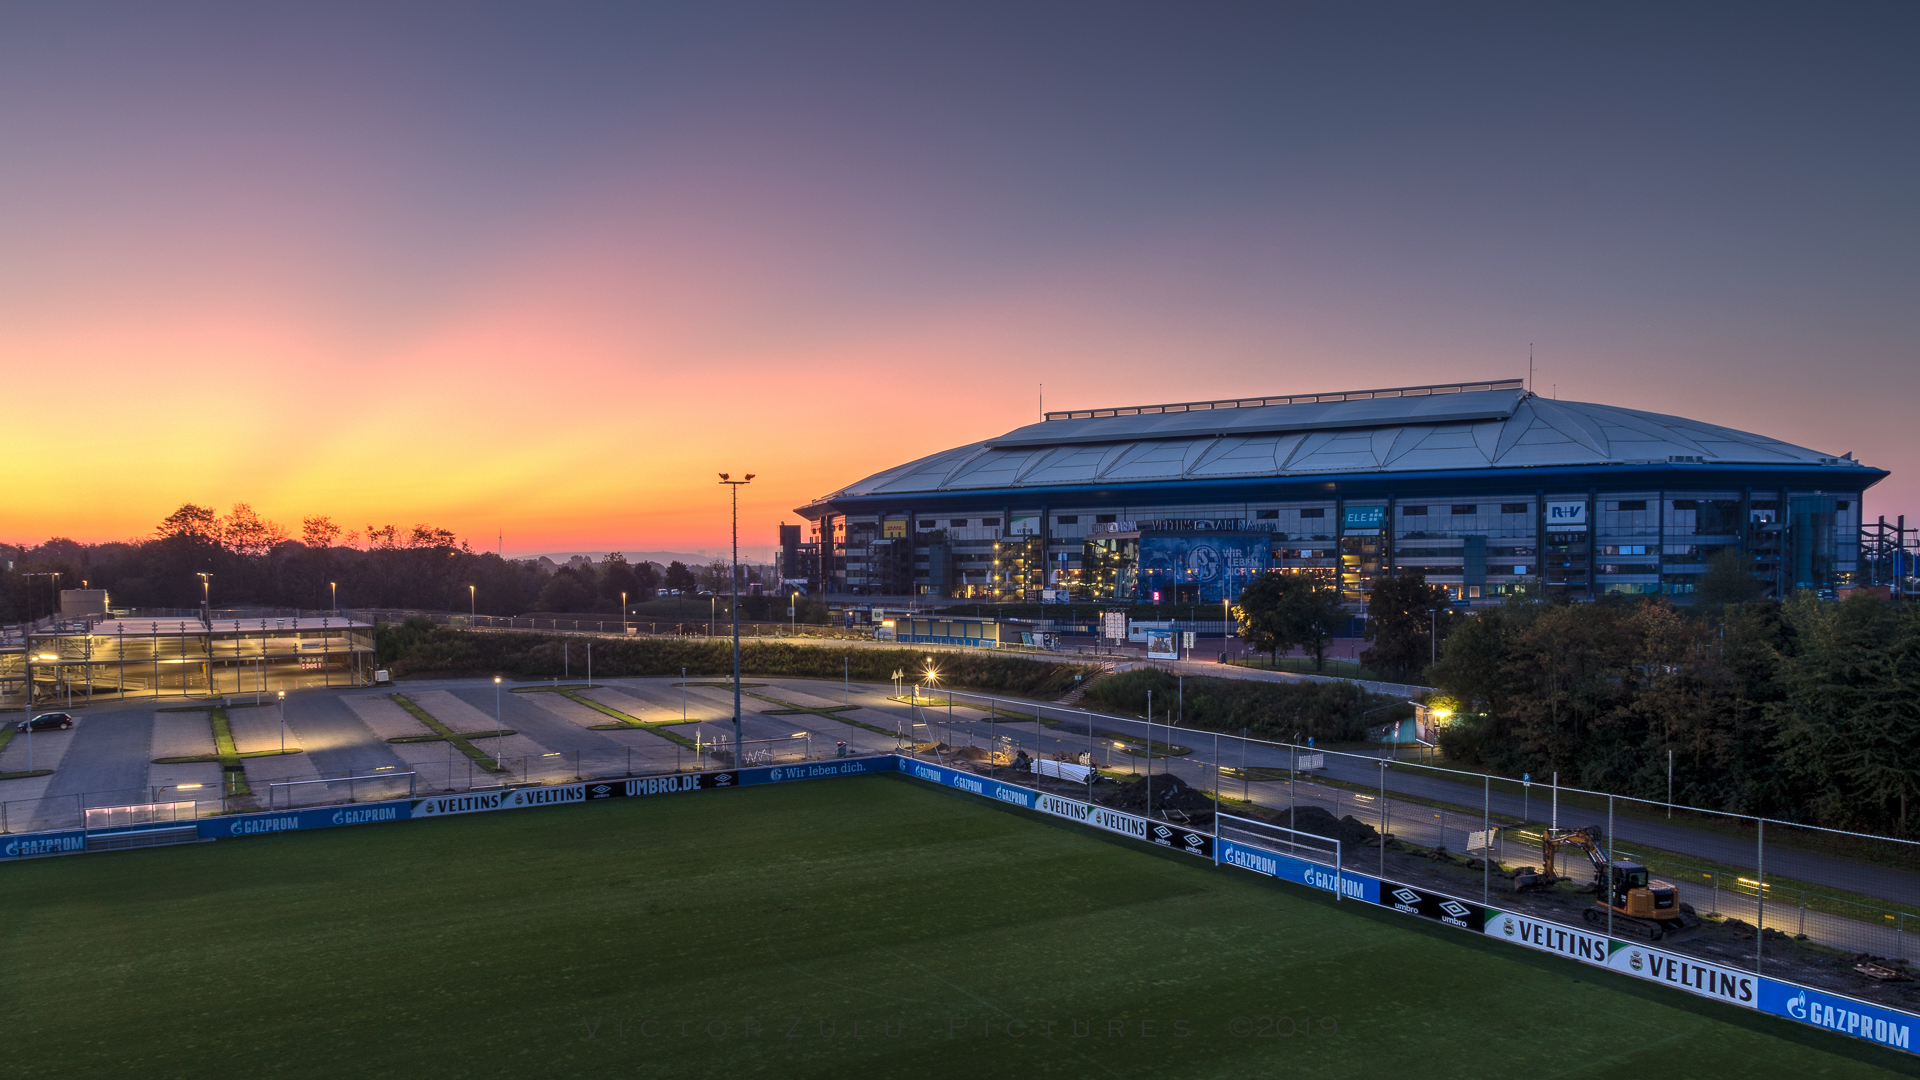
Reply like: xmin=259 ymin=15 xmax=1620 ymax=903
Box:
xmin=1136 ymin=533 xmax=1271 ymax=604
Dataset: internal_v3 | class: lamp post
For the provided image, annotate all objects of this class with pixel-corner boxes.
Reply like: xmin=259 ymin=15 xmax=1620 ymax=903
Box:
xmin=621 ymin=592 xmax=628 ymax=635
xmin=21 ymin=571 xmax=62 ymax=762
xmin=469 ymin=585 xmax=476 ymax=623
xmin=330 ymin=581 xmax=338 ymax=615
xmin=719 ymin=472 xmax=754 ymax=768
xmin=277 ymin=689 xmax=286 ymax=752
xmin=494 ymin=676 xmax=504 ymax=751
xmin=790 ymin=591 xmax=798 ymax=637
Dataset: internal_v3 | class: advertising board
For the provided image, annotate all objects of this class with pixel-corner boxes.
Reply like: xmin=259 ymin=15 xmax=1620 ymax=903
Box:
xmin=1137 ymin=534 xmax=1270 ymax=604
xmin=1760 ymin=981 xmax=1914 ymax=1051
xmin=1215 ymin=838 xmax=1379 ymax=902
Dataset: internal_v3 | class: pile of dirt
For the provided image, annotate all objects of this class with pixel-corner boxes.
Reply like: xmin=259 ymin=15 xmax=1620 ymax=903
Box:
xmin=1252 ymin=804 xmax=1381 ymax=850
xmin=1097 ymin=774 xmax=1217 ymax=817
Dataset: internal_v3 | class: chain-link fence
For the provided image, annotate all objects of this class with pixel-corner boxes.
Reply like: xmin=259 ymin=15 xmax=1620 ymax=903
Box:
xmin=902 ymin=687 xmax=1920 ymax=992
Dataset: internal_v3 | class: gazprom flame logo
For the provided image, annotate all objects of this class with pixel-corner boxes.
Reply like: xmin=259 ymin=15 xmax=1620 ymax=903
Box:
xmin=1787 ymin=991 xmax=1808 ymax=1020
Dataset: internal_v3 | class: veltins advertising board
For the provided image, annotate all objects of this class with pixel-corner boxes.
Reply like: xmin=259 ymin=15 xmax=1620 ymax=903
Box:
xmin=1214 ymin=838 xmax=1380 ymax=903
xmin=1483 ymin=909 xmax=1610 ymax=966
xmin=1608 ymin=943 xmax=1756 ymax=1009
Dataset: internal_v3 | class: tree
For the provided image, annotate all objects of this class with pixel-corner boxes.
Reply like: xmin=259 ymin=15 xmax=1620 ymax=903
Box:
xmin=155 ymin=504 xmax=220 ymax=540
xmin=632 ymin=561 xmax=662 ymax=598
xmin=1361 ymin=571 xmax=1449 ymax=678
xmin=601 ymin=553 xmax=640 ymax=605
xmin=1232 ymin=571 xmax=1347 ymax=671
xmin=1695 ymin=549 xmax=1768 ymax=608
xmin=664 ymin=561 xmax=697 ymax=594
xmin=302 ymin=515 xmax=342 ymax=548
xmin=536 ymin=567 xmax=596 ymax=613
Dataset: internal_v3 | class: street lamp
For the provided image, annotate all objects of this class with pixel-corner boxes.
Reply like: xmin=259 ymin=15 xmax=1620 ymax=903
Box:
xmin=790 ymin=591 xmax=798 ymax=636
xmin=719 ymin=472 xmax=754 ymax=767
xmin=621 ymin=592 xmax=628 ymax=635
xmin=330 ymin=581 xmax=338 ymax=614
xmin=469 ymin=585 xmax=476 ymax=623
xmin=198 ymin=572 xmax=212 ymax=616
xmin=277 ymin=689 xmax=286 ymax=752
xmin=494 ymin=676 xmax=504 ymax=750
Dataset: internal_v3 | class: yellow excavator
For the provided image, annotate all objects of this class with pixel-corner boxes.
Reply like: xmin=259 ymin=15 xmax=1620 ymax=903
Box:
xmin=1517 ymin=826 xmax=1698 ymax=941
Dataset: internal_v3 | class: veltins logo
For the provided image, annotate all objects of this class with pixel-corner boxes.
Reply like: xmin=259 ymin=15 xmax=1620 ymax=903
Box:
xmin=1501 ymin=916 xmax=1517 ymax=938
xmin=1628 ymin=949 xmax=1645 ymax=973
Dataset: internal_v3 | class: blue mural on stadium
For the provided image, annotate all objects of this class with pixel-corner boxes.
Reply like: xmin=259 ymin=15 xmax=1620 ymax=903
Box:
xmin=1136 ymin=534 xmax=1271 ymax=604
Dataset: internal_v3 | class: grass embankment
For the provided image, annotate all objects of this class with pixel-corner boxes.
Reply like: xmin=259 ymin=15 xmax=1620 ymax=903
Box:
xmin=1225 ymin=655 xmax=1416 ymax=684
xmin=387 ymin=693 xmax=507 ymax=772
xmin=1080 ymin=667 xmax=1413 ymax=744
xmin=3 ymin=777 xmax=1907 ymax=1077
xmin=376 ymin=621 xmax=1093 ymax=700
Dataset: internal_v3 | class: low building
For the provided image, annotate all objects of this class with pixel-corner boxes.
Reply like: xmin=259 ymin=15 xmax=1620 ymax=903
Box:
xmin=2 ymin=615 xmax=376 ymax=708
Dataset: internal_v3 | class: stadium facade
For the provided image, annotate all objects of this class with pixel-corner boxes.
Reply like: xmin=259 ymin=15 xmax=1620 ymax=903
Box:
xmin=792 ymin=379 xmax=1884 ymax=607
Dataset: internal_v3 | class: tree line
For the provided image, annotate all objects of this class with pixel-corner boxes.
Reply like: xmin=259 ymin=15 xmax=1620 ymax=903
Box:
xmin=1430 ymin=589 xmax=1920 ymax=838
xmin=1 ymin=503 xmax=765 ymax=621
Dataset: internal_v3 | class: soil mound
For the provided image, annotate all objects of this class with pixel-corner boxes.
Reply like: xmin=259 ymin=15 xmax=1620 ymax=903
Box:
xmin=1247 ymin=804 xmax=1381 ymax=850
xmin=1098 ymin=774 xmax=1217 ymax=816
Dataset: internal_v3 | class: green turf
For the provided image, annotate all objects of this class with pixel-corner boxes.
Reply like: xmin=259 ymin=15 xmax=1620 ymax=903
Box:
xmin=1 ymin=777 xmax=1914 ymax=1079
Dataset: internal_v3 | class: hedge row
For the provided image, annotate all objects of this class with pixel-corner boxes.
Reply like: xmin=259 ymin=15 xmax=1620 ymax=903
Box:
xmin=377 ymin=621 xmax=1095 ymax=700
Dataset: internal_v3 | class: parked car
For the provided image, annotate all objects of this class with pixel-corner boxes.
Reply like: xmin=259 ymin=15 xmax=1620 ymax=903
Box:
xmin=17 ymin=712 xmax=74 ymax=732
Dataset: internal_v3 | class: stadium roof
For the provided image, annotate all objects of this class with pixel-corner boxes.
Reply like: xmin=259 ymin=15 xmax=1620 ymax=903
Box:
xmin=806 ymin=379 xmax=1878 ymax=506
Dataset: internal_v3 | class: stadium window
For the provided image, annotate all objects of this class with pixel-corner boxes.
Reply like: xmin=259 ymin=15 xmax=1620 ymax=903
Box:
xmin=1671 ymin=500 xmax=1698 ymax=510
xmin=1401 ymin=506 xmax=1428 ymax=516
xmin=1450 ymin=504 xmax=1477 ymax=515
xmin=1056 ymin=516 xmax=1078 ymax=525
xmin=948 ymin=519 xmax=967 ymax=527
xmin=1615 ymin=500 xmax=1647 ymax=512
xmin=1096 ymin=514 xmax=1117 ymax=523
xmin=1837 ymin=501 xmax=1851 ymax=510
xmin=1256 ymin=509 xmax=1278 ymax=519
xmin=1299 ymin=508 xmax=1325 ymax=519
xmin=1500 ymin=503 xmax=1529 ymax=514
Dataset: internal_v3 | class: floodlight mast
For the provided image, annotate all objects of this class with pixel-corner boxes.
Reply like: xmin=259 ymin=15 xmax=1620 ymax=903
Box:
xmin=719 ymin=473 xmax=755 ymax=768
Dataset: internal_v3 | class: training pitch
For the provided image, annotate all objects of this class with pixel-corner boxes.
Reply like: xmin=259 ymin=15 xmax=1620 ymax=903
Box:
xmin=3 ymin=775 xmax=1914 ymax=1078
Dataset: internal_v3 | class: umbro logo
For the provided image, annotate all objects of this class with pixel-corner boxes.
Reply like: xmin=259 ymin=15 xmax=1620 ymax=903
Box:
xmin=1392 ymin=888 xmax=1421 ymax=905
xmin=1153 ymin=824 xmax=1172 ymax=838
xmin=1440 ymin=900 xmax=1471 ymax=919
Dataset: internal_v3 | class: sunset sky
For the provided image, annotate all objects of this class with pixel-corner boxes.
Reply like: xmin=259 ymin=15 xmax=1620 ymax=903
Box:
xmin=3 ymin=3 xmax=1914 ymax=558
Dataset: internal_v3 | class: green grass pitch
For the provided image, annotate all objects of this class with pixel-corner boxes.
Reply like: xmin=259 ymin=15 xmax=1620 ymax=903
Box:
xmin=3 ymin=774 xmax=1914 ymax=1079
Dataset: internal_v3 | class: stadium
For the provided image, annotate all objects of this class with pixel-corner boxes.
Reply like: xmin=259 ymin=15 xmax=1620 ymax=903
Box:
xmin=794 ymin=379 xmax=1885 ymax=605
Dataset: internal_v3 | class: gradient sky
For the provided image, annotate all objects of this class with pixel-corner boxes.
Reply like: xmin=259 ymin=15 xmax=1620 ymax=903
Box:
xmin=3 ymin=3 xmax=1915 ymax=558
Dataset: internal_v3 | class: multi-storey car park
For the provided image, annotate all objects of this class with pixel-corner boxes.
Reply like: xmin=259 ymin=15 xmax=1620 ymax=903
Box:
xmin=791 ymin=379 xmax=1885 ymax=607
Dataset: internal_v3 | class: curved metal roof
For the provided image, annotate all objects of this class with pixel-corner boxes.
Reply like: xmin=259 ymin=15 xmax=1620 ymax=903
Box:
xmin=810 ymin=383 xmax=1873 ymax=505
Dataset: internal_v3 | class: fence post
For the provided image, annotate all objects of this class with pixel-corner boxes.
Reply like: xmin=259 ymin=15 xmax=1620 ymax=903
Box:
xmin=1483 ymin=774 xmax=1490 ymax=907
xmin=1606 ymin=795 xmax=1615 ymax=941
xmin=1756 ymin=820 xmax=1766 ymax=975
